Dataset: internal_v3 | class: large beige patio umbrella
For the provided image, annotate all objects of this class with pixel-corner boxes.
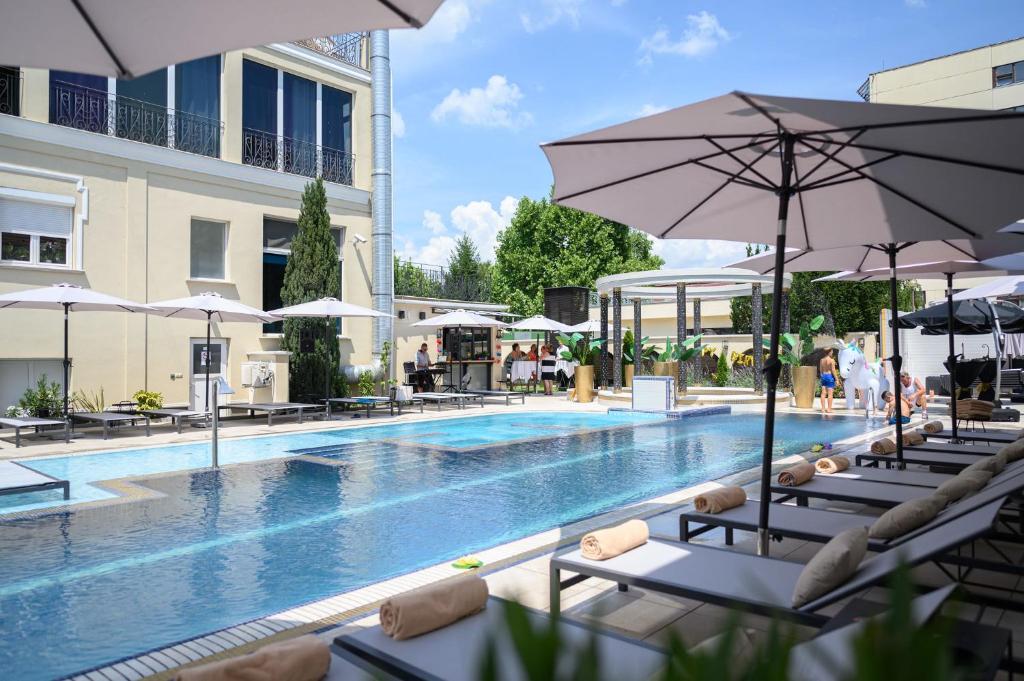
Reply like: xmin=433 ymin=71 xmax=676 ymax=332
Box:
xmin=542 ymin=91 xmax=1024 ymax=556
xmin=0 ymin=0 xmax=445 ymax=78
xmin=148 ymin=292 xmax=277 ymax=412
xmin=0 ymin=283 xmax=154 ymax=419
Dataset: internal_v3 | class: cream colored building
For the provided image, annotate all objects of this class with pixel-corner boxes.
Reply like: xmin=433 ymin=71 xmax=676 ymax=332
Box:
xmin=863 ymin=36 xmax=1024 ymax=305
xmin=0 ymin=37 xmax=378 ymax=410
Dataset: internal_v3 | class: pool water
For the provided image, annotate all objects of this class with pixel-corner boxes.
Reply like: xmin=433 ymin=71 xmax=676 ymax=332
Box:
xmin=0 ymin=412 xmax=874 ymax=680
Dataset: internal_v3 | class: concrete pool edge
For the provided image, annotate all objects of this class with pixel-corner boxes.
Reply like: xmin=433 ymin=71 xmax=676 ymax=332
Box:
xmin=62 ymin=411 xmax=897 ymax=681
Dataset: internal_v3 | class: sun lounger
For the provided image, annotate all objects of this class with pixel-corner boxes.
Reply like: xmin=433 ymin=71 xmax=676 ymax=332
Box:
xmin=0 ymin=416 xmax=68 ymax=446
xmin=144 ymin=408 xmax=208 ymax=434
xmin=925 ymin=429 xmax=1020 ymax=445
xmin=906 ymin=441 xmax=1002 ymax=456
xmin=222 ymin=402 xmax=324 ymax=426
xmin=825 ymin=465 xmax=954 ymax=487
xmin=325 ymin=396 xmax=423 ymax=419
xmin=332 ymin=596 xmax=666 ymax=681
xmin=0 ymin=460 xmax=69 ymax=499
xmin=465 ymin=389 xmax=527 ymax=406
xmin=415 ymin=392 xmax=484 ymax=410
xmin=72 ymin=411 xmax=151 ymax=439
xmin=770 ymin=477 xmax=935 ymax=508
xmin=855 ymin=449 xmax=993 ymax=470
xmin=551 ymin=501 xmax=1003 ymax=625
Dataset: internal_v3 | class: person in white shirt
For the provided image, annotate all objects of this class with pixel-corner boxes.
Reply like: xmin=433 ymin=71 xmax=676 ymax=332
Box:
xmin=899 ymin=371 xmax=928 ymax=419
xmin=415 ymin=343 xmax=431 ymax=392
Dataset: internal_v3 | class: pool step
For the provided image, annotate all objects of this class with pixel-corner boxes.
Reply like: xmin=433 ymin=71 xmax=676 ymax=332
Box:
xmin=289 ymin=442 xmax=383 ymax=458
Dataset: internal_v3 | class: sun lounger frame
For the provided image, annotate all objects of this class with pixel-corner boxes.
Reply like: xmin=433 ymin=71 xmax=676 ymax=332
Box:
xmin=0 ymin=460 xmax=69 ymax=499
xmin=0 ymin=416 xmax=68 ymax=447
xmin=72 ymin=411 xmax=151 ymax=439
xmin=221 ymin=402 xmax=324 ymax=426
xmin=925 ymin=429 xmax=1020 ymax=445
xmin=325 ymin=397 xmax=424 ymax=419
xmin=906 ymin=441 xmax=1002 ymax=456
xmin=415 ymin=392 xmax=484 ymax=411
xmin=464 ymin=390 xmax=527 ymax=406
xmin=855 ymin=449 xmax=990 ymax=470
xmin=144 ymin=408 xmax=209 ymax=434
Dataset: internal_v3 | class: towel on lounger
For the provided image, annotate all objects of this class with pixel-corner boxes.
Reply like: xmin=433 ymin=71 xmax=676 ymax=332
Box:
xmin=580 ymin=519 xmax=649 ymax=560
xmin=922 ymin=421 xmax=943 ymax=434
xmin=694 ymin=486 xmax=747 ymax=514
xmin=814 ymin=456 xmax=850 ymax=475
xmin=902 ymin=431 xmax=925 ymax=446
xmin=175 ymin=635 xmax=329 ymax=681
xmin=379 ymin=575 xmax=489 ymax=640
xmin=870 ymin=438 xmax=897 ymax=455
xmin=777 ymin=462 xmax=815 ymax=487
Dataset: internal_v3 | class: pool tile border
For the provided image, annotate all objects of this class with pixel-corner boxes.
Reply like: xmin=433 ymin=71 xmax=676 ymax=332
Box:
xmin=62 ymin=409 xmax=898 ymax=681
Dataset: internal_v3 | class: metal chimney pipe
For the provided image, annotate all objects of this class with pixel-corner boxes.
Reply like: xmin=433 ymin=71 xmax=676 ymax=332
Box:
xmin=370 ymin=30 xmax=394 ymax=370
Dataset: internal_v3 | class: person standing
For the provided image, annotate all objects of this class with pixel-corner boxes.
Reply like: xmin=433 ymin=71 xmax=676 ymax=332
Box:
xmin=819 ymin=348 xmax=837 ymax=415
xmin=899 ymin=371 xmax=928 ymax=420
xmin=415 ymin=343 xmax=431 ymax=392
xmin=540 ymin=345 xmax=557 ymax=395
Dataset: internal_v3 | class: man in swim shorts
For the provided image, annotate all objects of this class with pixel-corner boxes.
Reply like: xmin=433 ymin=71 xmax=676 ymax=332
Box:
xmin=819 ymin=347 xmax=837 ymax=414
xmin=881 ymin=390 xmax=912 ymax=425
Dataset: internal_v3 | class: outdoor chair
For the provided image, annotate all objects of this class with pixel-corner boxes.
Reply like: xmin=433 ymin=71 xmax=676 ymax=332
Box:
xmin=0 ymin=415 xmax=68 ymax=447
xmin=550 ymin=501 xmax=1003 ymax=626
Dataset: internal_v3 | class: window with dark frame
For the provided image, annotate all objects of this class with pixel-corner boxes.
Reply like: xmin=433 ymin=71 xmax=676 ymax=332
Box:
xmin=994 ymin=60 xmax=1024 ymax=88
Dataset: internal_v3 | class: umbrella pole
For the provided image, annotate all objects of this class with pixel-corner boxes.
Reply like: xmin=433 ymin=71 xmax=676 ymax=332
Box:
xmin=887 ymin=244 xmax=906 ymax=469
xmin=63 ymin=302 xmax=70 ymax=418
xmin=204 ymin=311 xmax=212 ymax=413
xmin=325 ymin=318 xmax=331 ymax=402
xmin=990 ymin=301 xmax=1004 ymax=403
xmin=757 ymin=135 xmax=794 ymax=558
xmin=946 ymin=273 xmax=960 ymax=442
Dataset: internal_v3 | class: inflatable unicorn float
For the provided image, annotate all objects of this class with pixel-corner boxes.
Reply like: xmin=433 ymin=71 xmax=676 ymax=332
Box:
xmin=835 ymin=341 xmax=889 ymax=418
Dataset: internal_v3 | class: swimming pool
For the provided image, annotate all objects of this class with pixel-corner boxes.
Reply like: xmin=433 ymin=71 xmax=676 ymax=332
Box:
xmin=0 ymin=411 xmax=875 ymax=680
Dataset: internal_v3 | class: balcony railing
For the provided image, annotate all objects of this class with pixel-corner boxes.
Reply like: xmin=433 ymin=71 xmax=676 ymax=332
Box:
xmin=395 ymin=261 xmax=494 ymax=303
xmin=294 ymin=34 xmax=367 ymax=69
xmin=0 ymin=68 xmax=21 ymax=116
xmin=242 ymin=127 xmax=354 ymax=186
xmin=50 ymin=80 xmax=222 ymax=157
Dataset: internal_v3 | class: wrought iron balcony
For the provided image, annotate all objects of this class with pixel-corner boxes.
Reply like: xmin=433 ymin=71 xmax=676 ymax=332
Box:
xmin=395 ymin=260 xmax=494 ymax=303
xmin=49 ymin=80 xmax=222 ymax=157
xmin=242 ymin=127 xmax=354 ymax=186
xmin=294 ymin=34 xmax=367 ymax=70
xmin=0 ymin=67 xmax=20 ymax=116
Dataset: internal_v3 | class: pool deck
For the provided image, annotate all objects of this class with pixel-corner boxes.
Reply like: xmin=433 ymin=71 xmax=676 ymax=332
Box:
xmin=6 ymin=399 xmax=1018 ymax=680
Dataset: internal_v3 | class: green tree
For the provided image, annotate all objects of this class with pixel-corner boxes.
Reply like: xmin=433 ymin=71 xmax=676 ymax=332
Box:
xmin=394 ymin=257 xmax=441 ymax=298
xmin=493 ymin=195 xmax=663 ymax=315
xmin=281 ymin=178 xmax=340 ymax=400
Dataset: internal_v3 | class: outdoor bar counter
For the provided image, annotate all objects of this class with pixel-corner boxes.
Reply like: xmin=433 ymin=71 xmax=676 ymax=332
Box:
xmin=437 ymin=358 xmax=494 ymax=391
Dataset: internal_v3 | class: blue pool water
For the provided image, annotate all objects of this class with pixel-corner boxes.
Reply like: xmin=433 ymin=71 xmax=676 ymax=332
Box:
xmin=0 ymin=411 xmax=874 ymax=680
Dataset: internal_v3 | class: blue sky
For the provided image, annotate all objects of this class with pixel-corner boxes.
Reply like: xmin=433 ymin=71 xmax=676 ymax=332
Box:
xmin=389 ymin=0 xmax=1024 ymax=269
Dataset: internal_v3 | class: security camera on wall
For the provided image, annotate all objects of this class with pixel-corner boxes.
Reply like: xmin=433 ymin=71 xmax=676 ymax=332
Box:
xmin=352 ymin=234 xmax=368 ymax=244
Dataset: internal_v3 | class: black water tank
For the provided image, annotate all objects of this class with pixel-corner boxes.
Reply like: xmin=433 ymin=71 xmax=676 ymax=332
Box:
xmin=544 ymin=287 xmax=589 ymax=327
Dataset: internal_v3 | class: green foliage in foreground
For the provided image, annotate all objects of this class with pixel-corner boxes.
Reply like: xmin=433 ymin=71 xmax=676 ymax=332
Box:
xmin=479 ymin=565 xmax=957 ymax=681
xmin=17 ymin=375 xmax=63 ymax=417
xmin=132 ymin=389 xmax=164 ymax=411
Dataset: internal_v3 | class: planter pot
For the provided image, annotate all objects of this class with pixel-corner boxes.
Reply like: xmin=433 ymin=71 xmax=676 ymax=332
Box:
xmin=624 ymin=364 xmax=635 ymax=386
xmin=792 ymin=365 xmax=818 ymax=409
xmin=652 ymin=361 xmax=678 ymax=378
xmin=575 ymin=365 xmax=595 ymax=403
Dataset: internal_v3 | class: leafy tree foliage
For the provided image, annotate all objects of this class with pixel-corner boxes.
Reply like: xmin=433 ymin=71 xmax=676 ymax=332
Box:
xmin=493 ymin=195 xmax=663 ymax=315
xmin=281 ymin=179 xmax=340 ymax=400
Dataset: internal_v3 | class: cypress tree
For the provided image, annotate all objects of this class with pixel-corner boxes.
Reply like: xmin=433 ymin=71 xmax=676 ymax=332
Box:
xmin=281 ymin=178 xmax=340 ymax=400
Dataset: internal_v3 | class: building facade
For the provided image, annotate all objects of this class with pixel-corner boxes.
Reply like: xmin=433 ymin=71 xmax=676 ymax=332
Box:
xmin=0 ymin=36 xmax=379 ymax=410
xmin=862 ymin=36 xmax=1024 ymax=305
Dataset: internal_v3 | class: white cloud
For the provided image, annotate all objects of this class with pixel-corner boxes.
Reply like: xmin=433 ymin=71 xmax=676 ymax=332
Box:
xmin=392 ymin=110 xmax=406 ymax=138
xmin=637 ymin=103 xmax=670 ymax=117
xmin=520 ymin=0 xmax=584 ymax=33
xmin=390 ymin=0 xmax=472 ymax=68
xmin=399 ymin=196 xmax=518 ymax=266
xmin=651 ymin=239 xmax=751 ymax=270
xmin=905 ymin=0 xmax=926 ymax=7
xmin=638 ymin=11 xmax=731 ymax=64
xmin=431 ymin=75 xmax=532 ymax=129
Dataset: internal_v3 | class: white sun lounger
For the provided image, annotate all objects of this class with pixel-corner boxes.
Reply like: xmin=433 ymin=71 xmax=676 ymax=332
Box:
xmin=72 ymin=411 xmax=151 ymax=439
xmin=0 ymin=460 xmax=69 ymax=499
xmin=551 ymin=501 xmax=1003 ymax=626
xmin=332 ymin=597 xmax=666 ymax=681
xmin=0 ymin=416 xmax=68 ymax=446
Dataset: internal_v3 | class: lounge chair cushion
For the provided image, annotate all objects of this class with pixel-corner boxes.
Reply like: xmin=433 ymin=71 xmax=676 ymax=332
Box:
xmin=869 ymin=495 xmax=945 ymax=539
xmin=933 ymin=470 xmax=993 ymax=505
xmin=963 ymin=455 xmax=1005 ymax=476
xmin=998 ymin=437 xmax=1024 ymax=463
xmin=792 ymin=527 xmax=868 ymax=608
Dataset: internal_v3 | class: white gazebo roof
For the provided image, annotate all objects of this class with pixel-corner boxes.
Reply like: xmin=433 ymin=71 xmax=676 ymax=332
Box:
xmin=594 ymin=268 xmax=790 ymax=298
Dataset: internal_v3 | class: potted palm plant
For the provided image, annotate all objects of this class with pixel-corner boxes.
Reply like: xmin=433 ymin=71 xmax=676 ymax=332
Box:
xmin=651 ymin=335 xmax=702 ymax=381
xmin=557 ymin=332 xmax=604 ymax=403
xmin=764 ymin=315 xmax=824 ymax=408
xmin=621 ymin=330 xmax=654 ymax=385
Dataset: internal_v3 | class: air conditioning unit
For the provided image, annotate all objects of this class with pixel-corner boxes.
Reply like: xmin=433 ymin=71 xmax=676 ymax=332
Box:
xmin=241 ymin=361 xmax=273 ymax=388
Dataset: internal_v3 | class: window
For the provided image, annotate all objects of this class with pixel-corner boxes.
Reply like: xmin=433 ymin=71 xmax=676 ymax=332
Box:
xmin=49 ymin=70 xmax=108 ymax=132
xmin=175 ymin=55 xmax=221 ymax=157
xmin=0 ymin=65 xmax=19 ymax=117
xmin=283 ymin=73 xmax=317 ymax=177
xmin=242 ymin=60 xmax=279 ymax=169
xmin=262 ymin=217 xmax=343 ymax=333
xmin=994 ymin=61 xmax=1024 ymax=88
xmin=322 ymin=85 xmax=353 ymax=184
xmin=189 ymin=219 xmax=227 ymax=279
xmin=0 ymin=195 xmax=73 ymax=267
xmin=116 ymin=68 xmax=168 ymax=145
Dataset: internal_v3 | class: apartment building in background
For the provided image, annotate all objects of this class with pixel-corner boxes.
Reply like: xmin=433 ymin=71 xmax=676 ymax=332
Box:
xmin=0 ymin=35 xmax=378 ymax=410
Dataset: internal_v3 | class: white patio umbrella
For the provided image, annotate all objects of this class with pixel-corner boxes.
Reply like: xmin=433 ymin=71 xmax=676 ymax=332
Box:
xmin=542 ymin=91 xmax=1024 ymax=556
xmin=816 ymin=261 xmax=1012 ymax=441
xmin=952 ymin=275 xmax=1024 ymax=302
xmin=267 ymin=297 xmax=390 ymax=401
xmin=148 ymin=292 xmax=277 ymax=412
xmin=0 ymin=283 xmax=153 ymax=417
xmin=412 ymin=309 xmax=506 ymax=391
xmin=0 ymin=0 xmax=445 ymax=78
xmin=505 ymin=315 xmax=572 ymax=389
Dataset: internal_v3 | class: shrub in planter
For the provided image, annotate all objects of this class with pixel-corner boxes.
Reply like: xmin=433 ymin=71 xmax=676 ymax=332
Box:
xmin=18 ymin=375 xmax=63 ymax=417
xmin=358 ymin=370 xmax=375 ymax=397
xmin=132 ymin=389 xmax=164 ymax=411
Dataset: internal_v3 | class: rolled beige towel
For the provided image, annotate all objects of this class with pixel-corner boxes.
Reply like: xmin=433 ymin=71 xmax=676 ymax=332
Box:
xmin=922 ymin=421 xmax=943 ymax=434
xmin=902 ymin=431 xmax=925 ymax=446
xmin=694 ymin=486 xmax=747 ymax=514
xmin=379 ymin=575 xmax=489 ymax=641
xmin=580 ymin=519 xmax=649 ymax=560
xmin=777 ymin=462 xmax=816 ymax=487
xmin=814 ymin=456 xmax=850 ymax=475
xmin=175 ymin=635 xmax=329 ymax=681
xmin=871 ymin=438 xmax=897 ymax=455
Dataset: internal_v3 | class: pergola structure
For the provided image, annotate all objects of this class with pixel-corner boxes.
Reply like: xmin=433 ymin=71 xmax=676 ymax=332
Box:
xmin=593 ymin=268 xmax=792 ymax=394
